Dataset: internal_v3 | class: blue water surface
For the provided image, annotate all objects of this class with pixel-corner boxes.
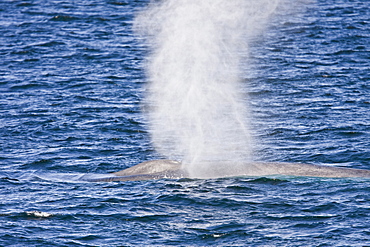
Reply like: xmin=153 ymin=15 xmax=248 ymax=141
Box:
xmin=1 ymin=0 xmax=370 ymax=246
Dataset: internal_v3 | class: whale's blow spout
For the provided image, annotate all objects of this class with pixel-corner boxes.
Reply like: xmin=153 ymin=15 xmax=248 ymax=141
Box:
xmin=135 ymin=0 xmax=281 ymax=177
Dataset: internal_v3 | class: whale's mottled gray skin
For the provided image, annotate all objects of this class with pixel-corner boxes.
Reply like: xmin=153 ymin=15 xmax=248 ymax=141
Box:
xmin=85 ymin=159 xmax=370 ymax=182
xmin=85 ymin=160 xmax=187 ymax=182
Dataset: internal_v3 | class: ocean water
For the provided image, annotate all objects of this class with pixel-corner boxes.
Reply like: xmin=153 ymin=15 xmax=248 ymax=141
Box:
xmin=1 ymin=0 xmax=370 ymax=246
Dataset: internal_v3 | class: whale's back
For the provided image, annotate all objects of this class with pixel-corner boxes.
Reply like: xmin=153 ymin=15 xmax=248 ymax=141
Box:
xmin=113 ymin=159 xmax=182 ymax=176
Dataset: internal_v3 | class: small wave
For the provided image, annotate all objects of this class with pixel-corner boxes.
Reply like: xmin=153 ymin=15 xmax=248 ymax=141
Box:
xmin=50 ymin=15 xmax=79 ymax=22
xmin=24 ymin=211 xmax=53 ymax=218
xmin=10 ymin=83 xmax=48 ymax=90
xmin=245 ymin=177 xmax=289 ymax=184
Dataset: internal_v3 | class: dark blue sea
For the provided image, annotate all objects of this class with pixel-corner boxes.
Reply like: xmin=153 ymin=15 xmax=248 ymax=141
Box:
xmin=1 ymin=0 xmax=370 ymax=246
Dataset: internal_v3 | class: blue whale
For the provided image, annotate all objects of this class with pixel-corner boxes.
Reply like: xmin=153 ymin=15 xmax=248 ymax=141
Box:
xmin=85 ymin=160 xmax=370 ymax=182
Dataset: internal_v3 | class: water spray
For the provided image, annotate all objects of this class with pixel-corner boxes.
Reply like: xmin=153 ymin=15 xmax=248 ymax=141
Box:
xmin=136 ymin=0 xmax=280 ymax=177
